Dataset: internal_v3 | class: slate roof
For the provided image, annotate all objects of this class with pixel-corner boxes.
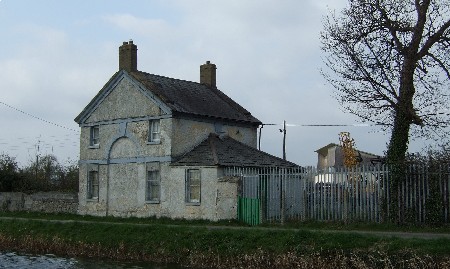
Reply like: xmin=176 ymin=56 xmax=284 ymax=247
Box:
xmin=173 ymin=133 xmax=299 ymax=168
xmin=129 ymin=71 xmax=260 ymax=125
xmin=74 ymin=69 xmax=261 ymax=125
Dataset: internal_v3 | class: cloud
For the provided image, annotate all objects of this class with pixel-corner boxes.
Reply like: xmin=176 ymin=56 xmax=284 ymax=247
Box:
xmin=0 ymin=24 xmax=106 ymax=165
xmin=103 ymin=14 xmax=175 ymax=38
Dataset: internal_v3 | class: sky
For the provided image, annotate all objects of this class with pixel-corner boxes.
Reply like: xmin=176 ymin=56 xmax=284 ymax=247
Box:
xmin=0 ymin=0 xmax=435 ymax=167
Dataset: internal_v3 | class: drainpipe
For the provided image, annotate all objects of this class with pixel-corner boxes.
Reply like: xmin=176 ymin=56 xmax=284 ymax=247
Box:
xmin=106 ymin=160 xmax=110 ymax=216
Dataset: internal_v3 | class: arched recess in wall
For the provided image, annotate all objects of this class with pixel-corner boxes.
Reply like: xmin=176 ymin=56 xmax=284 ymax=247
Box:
xmin=105 ymin=125 xmax=143 ymax=161
xmin=104 ymin=128 xmax=144 ymax=216
xmin=109 ymin=137 xmax=138 ymax=160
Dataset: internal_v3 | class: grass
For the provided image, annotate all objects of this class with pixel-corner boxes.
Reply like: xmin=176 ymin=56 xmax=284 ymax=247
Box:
xmin=0 ymin=211 xmax=242 ymax=226
xmin=1 ymin=212 xmax=450 ymax=268
xmin=267 ymin=218 xmax=450 ymax=234
xmin=2 ymin=211 xmax=450 ymax=234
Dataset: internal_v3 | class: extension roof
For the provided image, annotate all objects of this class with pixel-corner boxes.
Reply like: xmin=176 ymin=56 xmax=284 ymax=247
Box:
xmin=173 ymin=133 xmax=299 ymax=168
xmin=74 ymin=70 xmax=261 ymax=125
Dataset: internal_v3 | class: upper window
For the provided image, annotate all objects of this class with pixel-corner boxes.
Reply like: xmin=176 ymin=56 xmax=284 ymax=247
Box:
xmin=90 ymin=125 xmax=99 ymax=147
xmin=87 ymin=170 xmax=99 ymax=200
xmin=148 ymin=120 xmax=160 ymax=143
xmin=186 ymin=169 xmax=201 ymax=204
xmin=146 ymin=170 xmax=161 ymax=202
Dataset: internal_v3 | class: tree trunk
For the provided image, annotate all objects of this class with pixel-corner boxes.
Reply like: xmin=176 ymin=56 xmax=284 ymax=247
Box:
xmin=386 ymin=108 xmax=410 ymax=223
xmin=386 ymin=59 xmax=416 ymax=223
xmin=386 ymin=109 xmax=411 ymax=165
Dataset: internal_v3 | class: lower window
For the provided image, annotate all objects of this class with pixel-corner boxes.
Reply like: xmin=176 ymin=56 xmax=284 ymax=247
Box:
xmin=146 ymin=170 xmax=160 ymax=202
xmin=186 ymin=169 xmax=201 ymax=203
xmin=87 ymin=171 xmax=99 ymax=200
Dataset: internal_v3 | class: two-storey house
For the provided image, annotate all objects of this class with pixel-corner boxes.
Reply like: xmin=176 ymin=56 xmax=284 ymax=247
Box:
xmin=75 ymin=41 xmax=296 ymax=220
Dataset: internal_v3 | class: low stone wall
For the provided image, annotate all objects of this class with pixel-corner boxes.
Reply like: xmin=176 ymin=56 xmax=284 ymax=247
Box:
xmin=0 ymin=192 xmax=78 ymax=214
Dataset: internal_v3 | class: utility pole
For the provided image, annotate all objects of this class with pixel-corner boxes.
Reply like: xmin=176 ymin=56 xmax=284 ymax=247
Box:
xmin=280 ymin=120 xmax=286 ymax=160
xmin=35 ymin=139 xmax=40 ymax=181
xmin=279 ymin=120 xmax=287 ymax=225
xmin=258 ymin=125 xmax=263 ymax=150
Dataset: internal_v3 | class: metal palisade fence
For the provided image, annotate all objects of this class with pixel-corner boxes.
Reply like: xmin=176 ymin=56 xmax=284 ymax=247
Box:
xmin=224 ymin=163 xmax=450 ymax=225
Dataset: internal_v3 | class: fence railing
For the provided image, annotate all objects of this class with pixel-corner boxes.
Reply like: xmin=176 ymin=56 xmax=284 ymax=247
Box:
xmin=224 ymin=164 xmax=450 ymax=225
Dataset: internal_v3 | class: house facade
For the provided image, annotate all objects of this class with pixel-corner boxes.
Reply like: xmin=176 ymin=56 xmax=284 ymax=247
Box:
xmin=75 ymin=41 xmax=295 ymax=220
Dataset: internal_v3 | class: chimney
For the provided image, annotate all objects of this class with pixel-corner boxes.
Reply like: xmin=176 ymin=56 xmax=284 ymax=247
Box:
xmin=200 ymin=61 xmax=216 ymax=88
xmin=119 ymin=40 xmax=138 ymax=72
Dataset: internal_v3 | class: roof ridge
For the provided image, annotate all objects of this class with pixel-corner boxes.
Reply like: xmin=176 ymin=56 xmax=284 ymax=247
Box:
xmin=133 ymin=70 xmax=200 ymax=85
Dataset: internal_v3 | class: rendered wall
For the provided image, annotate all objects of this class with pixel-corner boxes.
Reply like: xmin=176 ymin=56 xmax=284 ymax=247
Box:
xmin=84 ymin=78 xmax=160 ymax=123
xmin=79 ymin=164 xmax=238 ymax=220
xmin=162 ymin=166 xmax=238 ymax=220
xmin=171 ymin=117 xmax=257 ymax=157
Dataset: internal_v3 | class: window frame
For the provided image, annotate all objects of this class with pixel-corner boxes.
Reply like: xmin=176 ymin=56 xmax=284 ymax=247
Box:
xmin=147 ymin=119 xmax=161 ymax=144
xmin=185 ymin=169 xmax=201 ymax=205
xmin=89 ymin=125 xmax=100 ymax=148
xmin=87 ymin=170 xmax=99 ymax=200
xmin=146 ymin=169 xmax=161 ymax=203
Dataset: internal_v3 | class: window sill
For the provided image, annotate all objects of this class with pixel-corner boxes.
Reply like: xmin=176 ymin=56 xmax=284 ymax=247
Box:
xmin=146 ymin=141 xmax=160 ymax=145
xmin=88 ymin=145 xmax=100 ymax=149
xmin=86 ymin=198 xmax=99 ymax=202
xmin=145 ymin=200 xmax=160 ymax=204
xmin=185 ymin=202 xmax=201 ymax=206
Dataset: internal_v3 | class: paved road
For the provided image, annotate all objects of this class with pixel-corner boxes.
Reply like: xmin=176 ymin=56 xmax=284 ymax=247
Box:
xmin=1 ymin=216 xmax=450 ymax=240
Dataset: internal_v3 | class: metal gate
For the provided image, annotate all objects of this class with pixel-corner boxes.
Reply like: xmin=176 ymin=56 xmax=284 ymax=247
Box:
xmin=235 ymin=170 xmax=304 ymax=225
xmin=237 ymin=175 xmax=261 ymax=225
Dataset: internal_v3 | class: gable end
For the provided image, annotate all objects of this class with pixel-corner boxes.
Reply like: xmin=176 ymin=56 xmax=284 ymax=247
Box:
xmin=74 ymin=70 xmax=172 ymax=125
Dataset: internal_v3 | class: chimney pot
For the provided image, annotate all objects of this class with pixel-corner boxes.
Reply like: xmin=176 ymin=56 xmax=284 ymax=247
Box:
xmin=119 ymin=40 xmax=138 ymax=72
xmin=200 ymin=61 xmax=216 ymax=88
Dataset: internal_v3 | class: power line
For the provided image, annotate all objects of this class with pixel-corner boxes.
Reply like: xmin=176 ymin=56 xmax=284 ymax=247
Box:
xmin=0 ymin=100 xmax=79 ymax=132
xmin=288 ymin=123 xmax=387 ymax=127
xmin=263 ymin=122 xmax=387 ymax=127
xmin=258 ymin=121 xmax=384 ymax=150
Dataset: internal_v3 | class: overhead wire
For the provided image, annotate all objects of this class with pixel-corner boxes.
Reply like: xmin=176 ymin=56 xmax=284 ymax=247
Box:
xmin=257 ymin=121 xmax=387 ymax=155
xmin=262 ymin=122 xmax=387 ymax=127
xmin=0 ymin=100 xmax=80 ymax=133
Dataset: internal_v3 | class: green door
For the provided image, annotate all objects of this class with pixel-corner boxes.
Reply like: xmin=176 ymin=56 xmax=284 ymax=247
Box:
xmin=237 ymin=196 xmax=261 ymax=225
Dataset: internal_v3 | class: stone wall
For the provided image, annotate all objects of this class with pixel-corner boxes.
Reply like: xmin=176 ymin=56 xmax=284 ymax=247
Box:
xmin=0 ymin=192 xmax=78 ymax=214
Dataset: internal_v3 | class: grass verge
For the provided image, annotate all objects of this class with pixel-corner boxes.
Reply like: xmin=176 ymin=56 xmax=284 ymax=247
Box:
xmin=0 ymin=214 xmax=450 ymax=268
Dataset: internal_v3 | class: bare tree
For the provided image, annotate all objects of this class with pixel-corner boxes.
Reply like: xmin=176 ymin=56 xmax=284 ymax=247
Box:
xmin=321 ymin=0 xmax=450 ymax=164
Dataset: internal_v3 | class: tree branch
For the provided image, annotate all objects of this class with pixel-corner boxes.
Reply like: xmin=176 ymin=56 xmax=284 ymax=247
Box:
xmin=418 ymin=19 xmax=450 ymax=58
xmin=427 ymin=52 xmax=450 ymax=79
